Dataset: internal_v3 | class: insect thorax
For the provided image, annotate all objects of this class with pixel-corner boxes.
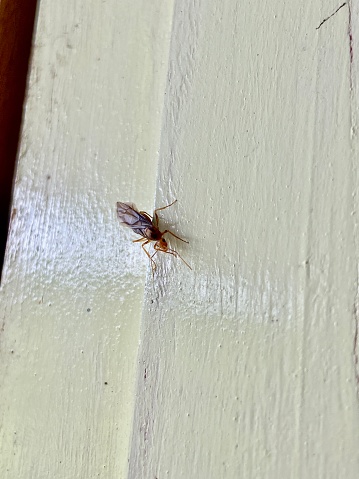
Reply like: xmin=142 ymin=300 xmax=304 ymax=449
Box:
xmin=144 ymin=227 xmax=162 ymax=241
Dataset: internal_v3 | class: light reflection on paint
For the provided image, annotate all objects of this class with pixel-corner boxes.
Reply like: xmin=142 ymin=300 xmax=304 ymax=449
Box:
xmin=146 ymin=260 xmax=297 ymax=329
xmin=1 ymin=190 xmax=149 ymax=291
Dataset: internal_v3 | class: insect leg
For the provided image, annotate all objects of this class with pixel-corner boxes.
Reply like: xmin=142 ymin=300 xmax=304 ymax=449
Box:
xmin=154 ymin=199 xmax=177 ymax=213
xmin=153 ymin=199 xmax=177 ymax=228
xmin=153 ymin=243 xmax=192 ymax=270
xmin=141 ymin=240 xmax=157 ymax=273
xmin=133 ymin=237 xmax=146 ymax=243
xmin=162 ymin=230 xmax=189 ymax=244
xmin=166 ymin=248 xmax=192 ymax=270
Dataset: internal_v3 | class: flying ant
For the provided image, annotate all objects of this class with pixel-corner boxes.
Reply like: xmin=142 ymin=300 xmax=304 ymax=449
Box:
xmin=116 ymin=199 xmax=191 ymax=273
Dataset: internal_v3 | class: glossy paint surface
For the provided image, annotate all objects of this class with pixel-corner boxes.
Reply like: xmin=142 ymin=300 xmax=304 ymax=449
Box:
xmin=0 ymin=0 xmax=173 ymax=477
xmin=128 ymin=1 xmax=359 ymax=478
xmin=2 ymin=0 xmax=359 ymax=478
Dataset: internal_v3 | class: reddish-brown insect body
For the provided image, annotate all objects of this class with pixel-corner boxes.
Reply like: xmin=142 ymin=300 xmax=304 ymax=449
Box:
xmin=116 ymin=199 xmax=191 ymax=273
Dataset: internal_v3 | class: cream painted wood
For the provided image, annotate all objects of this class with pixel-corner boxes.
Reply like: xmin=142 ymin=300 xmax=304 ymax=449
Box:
xmin=128 ymin=1 xmax=359 ymax=478
xmin=0 ymin=1 xmax=173 ymax=478
xmin=2 ymin=0 xmax=359 ymax=478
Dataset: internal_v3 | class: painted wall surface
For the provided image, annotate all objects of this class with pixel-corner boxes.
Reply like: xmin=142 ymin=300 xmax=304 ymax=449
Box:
xmin=128 ymin=0 xmax=359 ymax=478
xmin=0 ymin=0 xmax=173 ymax=477
xmin=1 ymin=0 xmax=359 ymax=478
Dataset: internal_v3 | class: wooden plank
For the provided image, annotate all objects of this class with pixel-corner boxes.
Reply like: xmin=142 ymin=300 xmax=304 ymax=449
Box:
xmin=0 ymin=1 xmax=173 ymax=478
xmin=128 ymin=1 xmax=359 ymax=478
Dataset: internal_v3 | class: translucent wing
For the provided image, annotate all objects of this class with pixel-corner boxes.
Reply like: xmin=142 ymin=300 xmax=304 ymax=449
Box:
xmin=116 ymin=202 xmax=154 ymax=238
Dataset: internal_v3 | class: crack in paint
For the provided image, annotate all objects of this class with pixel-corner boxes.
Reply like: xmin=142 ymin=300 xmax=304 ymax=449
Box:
xmin=347 ymin=1 xmax=353 ymax=65
xmin=316 ymin=2 xmax=347 ymax=30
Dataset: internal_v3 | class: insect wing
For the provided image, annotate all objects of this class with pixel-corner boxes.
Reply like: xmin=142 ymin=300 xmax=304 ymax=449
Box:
xmin=116 ymin=202 xmax=153 ymax=236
